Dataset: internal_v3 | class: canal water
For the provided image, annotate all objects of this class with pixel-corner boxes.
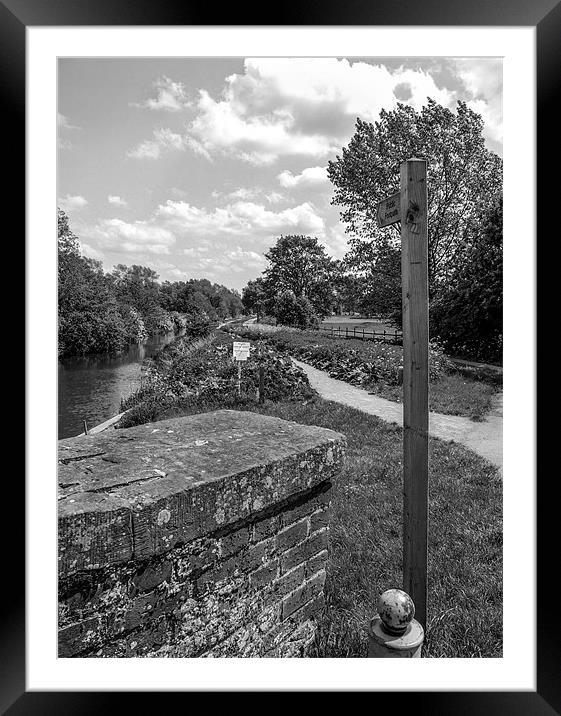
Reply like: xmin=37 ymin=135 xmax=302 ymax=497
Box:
xmin=58 ymin=331 xmax=181 ymax=439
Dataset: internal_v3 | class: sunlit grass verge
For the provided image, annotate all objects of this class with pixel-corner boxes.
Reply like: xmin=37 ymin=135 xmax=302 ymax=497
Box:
xmin=121 ymin=385 xmax=502 ymax=657
xmin=374 ymin=372 xmax=499 ymax=422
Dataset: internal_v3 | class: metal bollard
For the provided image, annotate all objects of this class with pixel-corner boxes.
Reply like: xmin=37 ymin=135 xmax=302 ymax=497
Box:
xmin=367 ymin=588 xmax=424 ymax=657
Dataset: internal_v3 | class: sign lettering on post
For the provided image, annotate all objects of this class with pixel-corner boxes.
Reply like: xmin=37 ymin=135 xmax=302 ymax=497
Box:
xmin=377 ymin=191 xmax=402 ymax=228
xmin=233 ymin=341 xmax=250 ymax=361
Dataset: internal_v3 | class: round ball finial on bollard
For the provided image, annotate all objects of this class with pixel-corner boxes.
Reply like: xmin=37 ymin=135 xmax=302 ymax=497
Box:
xmin=367 ymin=588 xmax=424 ymax=658
xmin=377 ymin=588 xmax=415 ymax=635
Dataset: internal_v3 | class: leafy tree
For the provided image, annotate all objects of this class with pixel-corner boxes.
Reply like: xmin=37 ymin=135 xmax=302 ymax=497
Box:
xmin=263 ymin=234 xmax=334 ymax=319
xmin=58 ymin=208 xmax=80 ymax=256
xmin=58 ymin=210 xmax=129 ymax=356
xmin=57 ymin=209 xmax=245 ymax=356
xmin=242 ymin=277 xmax=267 ymax=319
xmin=430 ymin=196 xmax=503 ymax=362
xmin=111 ymin=264 xmax=160 ymax=315
xmin=274 ymin=290 xmax=319 ymax=329
xmin=225 ymin=289 xmax=244 ymax=318
xmin=328 ymin=100 xmax=503 ymax=295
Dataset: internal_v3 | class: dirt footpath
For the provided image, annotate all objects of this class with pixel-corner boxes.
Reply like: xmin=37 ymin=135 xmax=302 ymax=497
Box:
xmin=293 ymin=359 xmax=503 ymax=472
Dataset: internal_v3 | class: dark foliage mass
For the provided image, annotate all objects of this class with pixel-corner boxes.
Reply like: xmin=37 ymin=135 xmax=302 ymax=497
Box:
xmin=58 ymin=209 xmax=243 ymax=357
xmin=430 ymin=197 xmax=503 ymax=363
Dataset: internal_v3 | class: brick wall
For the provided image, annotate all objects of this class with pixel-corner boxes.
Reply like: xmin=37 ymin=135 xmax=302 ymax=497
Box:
xmin=58 ymin=410 xmax=345 ymax=658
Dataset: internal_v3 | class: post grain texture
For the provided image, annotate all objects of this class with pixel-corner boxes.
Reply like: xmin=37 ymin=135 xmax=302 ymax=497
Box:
xmin=400 ymin=158 xmax=429 ymax=628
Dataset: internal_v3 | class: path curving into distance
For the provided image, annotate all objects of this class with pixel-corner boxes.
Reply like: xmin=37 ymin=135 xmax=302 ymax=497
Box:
xmin=292 ymin=359 xmax=503 ymax=472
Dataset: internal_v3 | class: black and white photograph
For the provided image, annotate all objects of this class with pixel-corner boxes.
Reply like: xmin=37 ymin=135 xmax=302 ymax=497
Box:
xmin=56 ymin=54 xmax=504 ymax=660
xmin=13 ymin=8 xmax=550 ymax=705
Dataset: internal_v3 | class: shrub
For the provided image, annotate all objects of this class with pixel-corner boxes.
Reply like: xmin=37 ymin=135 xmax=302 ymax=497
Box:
xmin=118 ymin=330 xmax=315 ymax=428
xmin=274 ymin=291 xmax=320 ymax=330
xmin=225 ymin=324 xmax=454 ymax=390
xmin=184 ymin=312 xmax=212 ymax=339
xmin=170 ymin=311 xmax=188 ymax=332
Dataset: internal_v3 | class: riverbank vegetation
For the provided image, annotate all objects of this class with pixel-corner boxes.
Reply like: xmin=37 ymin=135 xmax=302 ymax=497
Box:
xmin=58 ymin=209 xmax=244 ymax=357
xmin=228 ymin=323 xmax=500 ymax=421
xmin=118 ymin=329 xmax=314 ymax=428
xmin=115 ymin=327 xmax=502 ymax=658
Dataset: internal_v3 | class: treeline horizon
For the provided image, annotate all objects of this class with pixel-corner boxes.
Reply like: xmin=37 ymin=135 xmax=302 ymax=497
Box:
xmin=58 ymin=208 xmax=244 ymax=358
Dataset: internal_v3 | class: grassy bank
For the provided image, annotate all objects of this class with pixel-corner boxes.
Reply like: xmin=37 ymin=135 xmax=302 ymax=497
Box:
xmin=229 ymin=324 xmax=500 ymax=421
xmin=117 ymin=329 xmax=502 ymax=658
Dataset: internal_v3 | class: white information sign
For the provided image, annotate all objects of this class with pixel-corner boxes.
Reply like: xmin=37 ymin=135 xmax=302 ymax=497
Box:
xmin=232 ymin=341 xmax=251 ymax=361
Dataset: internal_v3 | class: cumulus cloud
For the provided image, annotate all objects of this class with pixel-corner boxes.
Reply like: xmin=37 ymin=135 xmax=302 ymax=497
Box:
xmin=128 ymin=128 xmax=211 ymax=160
xmin=80 ymin=196 xmax=325 ymax=275
xmin=186 ymin=87 xmax=334 ymax=165
xmin=108 ymin=195 xmax=127 ymax=207
xmin=132 ymin=75 xmax=191 ymax=112
xmin=278 ymin=166 xmax=328 ymax=189
xmin=59 ymin=194 xmax=88 ymax=211
xmin=127 ymin=57 xmax=503 ymax=166
xmin=265 ymin=191 xmax=284 ymax=204
xmin=212 ymin=187 xmax=285 ymax=205
xmin=180 ymin=58 xmax=458 ymax=164
xmin=157 ymin=199 xmax=324 ymax=238
xmin=452 ymin=59 xmax=502 ymax=147
xmin=182 ymin=246 xmax=266 ymax=277
xmin=128 ymin=58 xmax=461 ymax=165
xmin=93 ymin=218 xmax=176 ymax=255
xmin=127 ymin=128 xmax=188 ymax=159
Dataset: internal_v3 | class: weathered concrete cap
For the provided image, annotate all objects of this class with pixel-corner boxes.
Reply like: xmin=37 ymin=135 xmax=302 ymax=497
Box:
xmin=58 ymin=410 xmax=345 ymax=576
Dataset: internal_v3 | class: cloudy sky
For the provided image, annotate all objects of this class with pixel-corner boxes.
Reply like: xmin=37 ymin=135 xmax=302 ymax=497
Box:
xmin=58 ymin=57 xmax=502 ymax=290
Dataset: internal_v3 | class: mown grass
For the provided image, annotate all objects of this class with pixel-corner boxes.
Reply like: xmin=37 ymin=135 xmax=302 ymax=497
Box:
xmin=256 ymin=400 xmax=502 ymax=658
xmin=375 ymin=373 xmax=499 ymax=421
xmin=132 ymin=392 xmax=503 ymax=658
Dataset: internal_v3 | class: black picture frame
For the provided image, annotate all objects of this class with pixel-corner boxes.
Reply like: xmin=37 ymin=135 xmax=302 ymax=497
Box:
xmin=8 ymin=0 xmax=553 ymax=711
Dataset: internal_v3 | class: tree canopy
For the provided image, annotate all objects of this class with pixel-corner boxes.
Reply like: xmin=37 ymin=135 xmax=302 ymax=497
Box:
xmin=262 ymin=234 xmax=334 ymax=320
xmin=328 ymin=99 xmax=503 ymax=296
xmin=58 ymin=209 xmax=244 ymax=356
xmin=430 ymin=196 xmax=503 ymax=362
xmin=241 ymin=277 xmax=267 ymax=319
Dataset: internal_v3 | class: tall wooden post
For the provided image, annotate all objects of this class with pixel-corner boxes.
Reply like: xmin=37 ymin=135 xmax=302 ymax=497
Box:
xmin=400 ymin=158 xmax=429 ymax=629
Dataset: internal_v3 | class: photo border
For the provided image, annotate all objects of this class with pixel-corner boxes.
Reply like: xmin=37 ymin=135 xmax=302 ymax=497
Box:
xmin=8 ymin=0 xmax=554 ymax=710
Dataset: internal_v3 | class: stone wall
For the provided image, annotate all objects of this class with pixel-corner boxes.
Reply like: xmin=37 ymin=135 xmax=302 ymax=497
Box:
xmin=58 ymin=409 xmax=345 ymax=657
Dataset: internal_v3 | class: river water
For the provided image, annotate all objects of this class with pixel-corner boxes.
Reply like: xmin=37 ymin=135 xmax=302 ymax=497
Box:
xmin=58 ymin=331 xmax=181 ymax=439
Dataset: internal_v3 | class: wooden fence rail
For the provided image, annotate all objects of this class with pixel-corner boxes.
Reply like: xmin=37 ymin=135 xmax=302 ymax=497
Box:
xmin=317 ymin=324 xmax=403 ymax=345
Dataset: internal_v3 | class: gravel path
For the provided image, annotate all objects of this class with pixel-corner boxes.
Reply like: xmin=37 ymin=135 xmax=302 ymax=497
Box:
xmin=293 ymin=359 xmax=503 ymax=472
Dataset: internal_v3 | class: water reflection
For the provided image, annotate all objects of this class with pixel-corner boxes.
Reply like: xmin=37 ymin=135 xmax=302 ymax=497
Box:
xmin=58 ymin=331 xmax=181 ymax=439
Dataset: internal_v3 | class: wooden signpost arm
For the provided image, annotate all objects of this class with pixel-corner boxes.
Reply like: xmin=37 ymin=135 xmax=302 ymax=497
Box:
xmin=400 ymin=158 xmax=429 ymax=629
